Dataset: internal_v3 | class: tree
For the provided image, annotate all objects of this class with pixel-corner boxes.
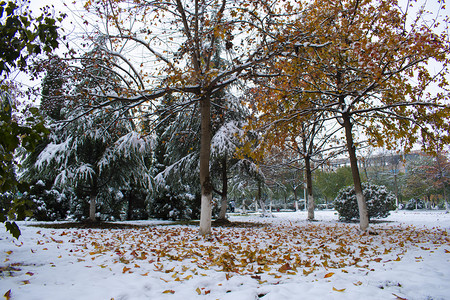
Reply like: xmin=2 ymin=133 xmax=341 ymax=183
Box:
xmin=80 ymin=0 xmax=310 ymax=235
xmin=210 ymin=92 xmax=252 ymax=220
xmin=404 ymin=152 xmax=450 ymax=210
xmin=0 ymin=0 xmax=64 ymax=237
xmin=150 ymin=94 xmax=202 ymax=220
xmin=249 ymin=78 xmax=346 ymax=220
xmin=0 ymin=1 xmax=64 ymax=79
xmin=315 ymin=166 xmax=354 ymax=207
xmin=22 ymin=49 xmax=152 ymax=221
xmin=278 ymin=0 xmax=449 ymax=232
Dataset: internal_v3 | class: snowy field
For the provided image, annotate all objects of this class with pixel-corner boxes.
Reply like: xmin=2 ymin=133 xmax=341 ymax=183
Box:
xmin=1 ymin=210 xmax=449 ymax=300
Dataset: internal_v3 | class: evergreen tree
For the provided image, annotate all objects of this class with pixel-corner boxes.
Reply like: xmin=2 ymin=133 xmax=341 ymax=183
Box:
xmin=22 ymin=46 xmax=152 ymax=221
xmin=150 ymin=95 xmax=201 ymax=220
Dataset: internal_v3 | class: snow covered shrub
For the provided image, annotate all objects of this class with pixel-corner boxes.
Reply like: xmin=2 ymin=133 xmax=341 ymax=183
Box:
xmin=27 ymin=180 xmax=70 ymax=221
xmin=149 ymin=192 xmax=201 ymax=221
xmin=334 ymin=183 xmax=396 ymax=221
xmin=405 ymin=198 xmax=425 ymax=210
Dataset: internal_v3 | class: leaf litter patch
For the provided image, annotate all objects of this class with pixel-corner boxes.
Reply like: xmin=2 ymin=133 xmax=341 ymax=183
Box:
xmin=9 ymin=221 xmax=449 ymax=297
xmin=28 ymin=223 xmax=448 ymax=274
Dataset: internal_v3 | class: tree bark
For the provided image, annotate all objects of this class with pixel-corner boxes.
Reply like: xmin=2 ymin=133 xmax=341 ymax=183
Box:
xmin=305 ymin=155 xmax=315 ymax=220
xmin=217 ymin=157 xmax=228 ymax=220
xmin=342 ymin=112 xmax=369 ymax=232
xmin=89 ymin=192 xmax=96 ymax=222
xmin=257 ymin=180 xmax=267 ymax=215
xmin=199 ymin=96 xmax=213 ymax=236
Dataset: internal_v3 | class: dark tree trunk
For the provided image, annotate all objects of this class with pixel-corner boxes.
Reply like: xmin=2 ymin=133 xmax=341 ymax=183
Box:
xmin=305 ymin=154 xmax=315 ymax=220
xmin=342 ymin=111 xmax=369 ymax=231
xmin=218 ymin=157 xmax=228 ymax=220
xmin=199 ymin=95 xmax=213 ymax=236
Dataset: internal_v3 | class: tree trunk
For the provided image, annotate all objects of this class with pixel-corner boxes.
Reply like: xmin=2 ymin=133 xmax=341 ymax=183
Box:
xmin=127 ymin=190 xmax=133 ymax=220
xmin=89 ymin=192 xmax=96 ymax=222
xmin=217 ymin=157 xmax=228 ymax=220
xmin=305 ymin=155 xmax=315 ymax=220
xmin=293 ymin=187 xmax=298 ymax=211
xmin=199 ymin=96 xmax=213 ymax=236
xmin=342 ymin=112 xmax=369 ymax=232
xmin=257 ymin=180 xmax=267 ymax=215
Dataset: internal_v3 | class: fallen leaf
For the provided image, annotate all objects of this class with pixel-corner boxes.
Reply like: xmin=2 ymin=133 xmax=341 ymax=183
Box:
xmin=4 ymin=289 xmax=11 ymax=300
xmin=196 ymin=287 xmax=202 ymax=295
xmin=26 ymin=272 xmax=34 ymax=276
xmin=445 ymin=249 xmax=450 ymax=253
xmin=324 ymin=272 xmax=335 ymax=278
xmin=373 ymin=258 xmax=382 ymax=262
xmin=162 ymin=290 xmax=175 ymax=294
xmin=21 ymin=280 xmax=30 ymax=285
xmin=122 ymin=266 xmax=131 ymax=273
xmin=353 ymin=281 xmax=363 ymax=286
xmin=392 ymin=293 xmax=408 ymax=300
xmin=278 ymin=263 xmax=292 ymax=273
xmin=332 ymin=287 xmax=345 ymax=292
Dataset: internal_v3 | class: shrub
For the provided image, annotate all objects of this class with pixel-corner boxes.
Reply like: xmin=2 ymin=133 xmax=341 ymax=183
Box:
xmin=405 ymin=198 xmax=425 ymax=210
xmin=334 ymin=183 xmax=396 ymax=221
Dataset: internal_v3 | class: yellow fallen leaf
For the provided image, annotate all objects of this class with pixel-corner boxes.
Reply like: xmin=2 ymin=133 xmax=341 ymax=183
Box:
xmin=333 ymin=287 xmax=346 ymax=292
xmin=163 ymin=290 xmax=175 ymax=294
xmin=4 ymin=289 xmax=11 ymax=300
xmin=353 ymin=281 xmax=363 ymax=286
xmin=278 ymin=263 xmax=291 ymax=273
xmin=324 ymin=272 xmax=335 ymax=278
xmin=122 ymin=266 xmax=131 ymax=273
xmin=160 ymin=278 xmax=169 ymax=283
xmin=196 ymin=287 xmax=202 ymax=295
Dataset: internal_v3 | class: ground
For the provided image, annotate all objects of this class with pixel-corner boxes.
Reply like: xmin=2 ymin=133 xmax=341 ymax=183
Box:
xmin=1 ymin=210 xmax=449 ymax=300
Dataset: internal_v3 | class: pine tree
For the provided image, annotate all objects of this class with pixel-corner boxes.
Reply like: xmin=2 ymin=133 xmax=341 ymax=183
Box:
xmin=22 ymin=46 xmax=152 ymax=221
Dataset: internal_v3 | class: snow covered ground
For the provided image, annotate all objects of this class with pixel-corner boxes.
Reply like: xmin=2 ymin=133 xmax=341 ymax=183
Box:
xmin=1 ymin=210 xmax=449 ymax=300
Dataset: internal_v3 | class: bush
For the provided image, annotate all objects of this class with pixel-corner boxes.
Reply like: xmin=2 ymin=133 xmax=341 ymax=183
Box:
xmin=405 ymin=198 xmax=425 ymax=210
xmin=334 ymin=183 xmax=396 ymax=221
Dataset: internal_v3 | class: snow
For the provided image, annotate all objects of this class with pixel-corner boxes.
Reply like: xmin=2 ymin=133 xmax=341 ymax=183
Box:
xmin=1 ymin=210 xmax=449 ymax=300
